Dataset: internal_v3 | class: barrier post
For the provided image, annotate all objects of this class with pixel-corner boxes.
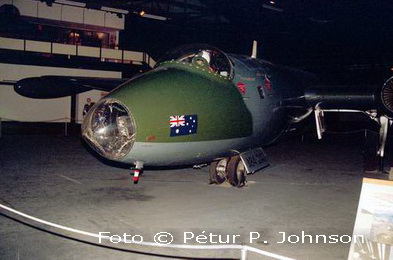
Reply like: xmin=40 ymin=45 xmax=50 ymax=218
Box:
xmin=64 ymin=122 xmax=68 ymax=137
xmin=0 ymin=117 xmax=2 ymax=138
xmin=241 ymin=247 xmax=248 ymax=260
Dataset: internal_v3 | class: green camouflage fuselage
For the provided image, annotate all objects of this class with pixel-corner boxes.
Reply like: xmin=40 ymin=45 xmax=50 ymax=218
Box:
xmin=84 ymin=53 xmax=309 ymax=166
xmin=110 ymin=61 xmax=253 ymax=143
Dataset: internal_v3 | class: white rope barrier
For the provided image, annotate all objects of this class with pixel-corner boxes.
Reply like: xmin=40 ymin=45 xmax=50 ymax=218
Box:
xmin=0 ymin=203 xmax=294 ymax=260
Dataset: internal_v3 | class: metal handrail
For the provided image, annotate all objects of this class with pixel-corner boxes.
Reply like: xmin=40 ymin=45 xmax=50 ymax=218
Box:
xmin=0 ymin=36 xmax=156 ymax=67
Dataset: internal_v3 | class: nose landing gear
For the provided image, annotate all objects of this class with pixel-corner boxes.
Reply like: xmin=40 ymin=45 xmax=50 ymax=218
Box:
xmin=209 ymin=155 xmax=247 ymax=188
xmin=131 ymin=161 xmax=144 ymax=184
xmin=209 ymin=158 xmax=229 ymax=184
xmin=227 ymin=155 xmax=247 ymax=188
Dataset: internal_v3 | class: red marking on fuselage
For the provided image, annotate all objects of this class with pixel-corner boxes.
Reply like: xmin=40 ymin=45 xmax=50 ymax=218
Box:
xmin=237 ymin=82 xmax=246 ymax=94
xmin=264 ymin=77 xmax=272 ymax=90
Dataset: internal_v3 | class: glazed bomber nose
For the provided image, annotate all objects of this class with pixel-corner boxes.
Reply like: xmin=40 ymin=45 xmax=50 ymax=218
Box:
xmin=81 ymin=98 xmax=136 ymax=160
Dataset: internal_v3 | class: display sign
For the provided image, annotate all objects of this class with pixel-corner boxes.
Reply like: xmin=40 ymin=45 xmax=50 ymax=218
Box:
xmin=240 ymin=147 xmax=269 ymax=174
xmin=348 ymin=178 xmax=393 ymax=260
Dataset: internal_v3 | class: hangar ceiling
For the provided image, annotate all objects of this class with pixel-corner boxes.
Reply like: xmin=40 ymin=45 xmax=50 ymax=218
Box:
xmin=73 ymin=0 xmax=393 ymax=63
xmin=38 ymin=1 xmax=393 ymax=80
xmin=75 ymin=1 xmax=393 ymax=35
xmin=76 ymin=1 xmax=392 ymax=28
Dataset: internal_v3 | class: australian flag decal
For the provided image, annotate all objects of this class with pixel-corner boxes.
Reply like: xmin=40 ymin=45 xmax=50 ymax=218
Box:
xmin=169 ymin=114 xmax=198 ymax=137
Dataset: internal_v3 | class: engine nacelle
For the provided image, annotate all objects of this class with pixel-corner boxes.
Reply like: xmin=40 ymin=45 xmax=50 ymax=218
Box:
xmin=304 ymin=78 xmax=393 ymax=119
xmin=304 ymin=85 xmax=377 ymax=110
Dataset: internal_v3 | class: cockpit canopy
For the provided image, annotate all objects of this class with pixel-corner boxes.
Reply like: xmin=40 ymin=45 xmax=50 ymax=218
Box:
xmin=156 ymin=44 xmax=233 ymax=79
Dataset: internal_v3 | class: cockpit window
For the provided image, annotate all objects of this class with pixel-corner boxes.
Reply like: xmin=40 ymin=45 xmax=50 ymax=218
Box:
xmin=156 ymin=44 xmax=233 ymax=79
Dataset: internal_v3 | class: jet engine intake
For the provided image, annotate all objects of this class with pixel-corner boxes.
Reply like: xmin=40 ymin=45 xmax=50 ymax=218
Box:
xmin=380 ymin=76 xmax=393 ymax=118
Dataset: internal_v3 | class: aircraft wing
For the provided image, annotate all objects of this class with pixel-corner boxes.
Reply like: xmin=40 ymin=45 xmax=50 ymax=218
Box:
xmin=14 ymin=76 xmax=130 ymax=99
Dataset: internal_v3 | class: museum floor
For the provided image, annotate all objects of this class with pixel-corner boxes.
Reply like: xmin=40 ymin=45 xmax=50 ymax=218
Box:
xmin=0 ymin=127 xmax=391 ymax=259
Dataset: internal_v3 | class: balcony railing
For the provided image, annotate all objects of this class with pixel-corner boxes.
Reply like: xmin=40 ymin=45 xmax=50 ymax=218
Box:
xmin=0 ymin=36 xmax=156 ymax=68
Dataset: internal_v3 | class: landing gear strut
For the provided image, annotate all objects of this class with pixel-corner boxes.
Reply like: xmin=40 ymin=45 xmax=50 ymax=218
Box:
xmin=377 ymin=116 xmax=390 ymax=172
xmin=132 ymin=161 xmax=144 ymax=184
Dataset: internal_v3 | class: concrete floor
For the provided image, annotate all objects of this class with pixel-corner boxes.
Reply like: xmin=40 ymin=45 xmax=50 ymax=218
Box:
xmin=0 ymin=130 xmax=391 ymax=260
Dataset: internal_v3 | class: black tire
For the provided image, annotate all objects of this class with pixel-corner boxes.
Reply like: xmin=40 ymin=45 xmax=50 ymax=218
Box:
xmin=227 ymin=155 xmax=246 ymax=187
xmin=209 ymin=159 xmax=228 ymax=184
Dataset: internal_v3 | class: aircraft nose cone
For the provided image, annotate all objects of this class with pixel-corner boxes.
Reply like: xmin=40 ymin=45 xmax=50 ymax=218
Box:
xmin=81 ymin=98 xmax=136 ymax=160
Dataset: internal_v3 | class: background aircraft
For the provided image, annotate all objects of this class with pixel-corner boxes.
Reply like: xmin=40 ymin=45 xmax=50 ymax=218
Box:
xmin=14 ymin=43 xmax=393 ymax=187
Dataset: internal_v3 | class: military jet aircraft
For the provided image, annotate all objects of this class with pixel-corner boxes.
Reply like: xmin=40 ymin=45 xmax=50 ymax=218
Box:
xmin=14 ymin=43 xmax=393 ymax=187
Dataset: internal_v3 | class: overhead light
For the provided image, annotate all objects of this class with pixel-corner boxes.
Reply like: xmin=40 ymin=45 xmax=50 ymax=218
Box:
xmin=262 ymin=4 xmax=283 ymax=12
xmin=133 ymin=11 xmax=167 ymax=21
xmin=97 ymin=32 xmax=105 ymax=39
xmin=142 ymin=13 xmax=167 ymax=21
xmin=270 ymin=0 xmax=276 ymax=4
